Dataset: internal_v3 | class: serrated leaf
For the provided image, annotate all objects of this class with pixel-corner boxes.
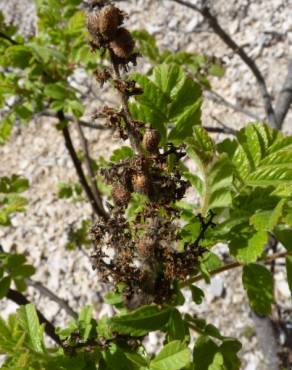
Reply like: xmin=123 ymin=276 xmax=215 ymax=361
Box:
xmin=131 ymin=64 xmax=202 ymax=143
xmin=17 ymin=304 xmax=44 ymax=353
xmin=150 ymin=341 xmax=191 ymax=370
xmin=219 ymin=123 xmax=292 ymax=187
xmin=242 ymin=264 xmax=274 ymax=315
xmin=229 ymin=230 xmax=268 ymax=263
xmin=250 ymin=198 xmax=285 ymax=231
xmin=109 ymin=305 xmax=172 ymax=337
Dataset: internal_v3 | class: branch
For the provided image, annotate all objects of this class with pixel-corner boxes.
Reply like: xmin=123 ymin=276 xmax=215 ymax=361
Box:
xmin=275 ymin=60 xmax=292 ymax=128
xmin=179 ymin=251 xmax=291 ymax=288
xmin=172 ymin=0 xmax=278 ymax=128
xmin=39 ymin=111 xmax=106 ymax=130
xmin=75 ymin=119 xmax=108 ymax=217
xmin=205 ymin=90 xmax=262 ymax=121
xmin=109 ymin=52 xmax=143 ymax=154
xmin=58 ymin=111 xmax=109 ymax=220
xmin=27 ymin=279 xmax=78 ymax=319
xmin=6 ymin=289 xmax=62 ymax=346
xmin=203 ymin=125 xmax=236 ymax=135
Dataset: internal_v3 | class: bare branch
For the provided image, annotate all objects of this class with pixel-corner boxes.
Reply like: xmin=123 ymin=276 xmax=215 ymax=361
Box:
xmin=179 ymin=251 xmax=291 ymax=288
xmin=58 ymin=111 xmax=109 ymax=220
xmin=27 ymin=279 xmax=78 ymax=319
xmin=205 ymin=90 xmax=262 ymax=121
xmin=6 ymin=289 xmax=62 ymax=346
xmin=172 ymin=0 xmax=278 ymax=128
xmin=75 ymin=119 xmax=107 ymax=215
xmin=275 ymin=60 xmax=292 ymax=128
xmin=39 ymin=111 xmax=106 ymax=130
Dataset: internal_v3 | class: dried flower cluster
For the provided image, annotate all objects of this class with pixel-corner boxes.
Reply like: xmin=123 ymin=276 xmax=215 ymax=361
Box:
xmin=87 ymin=2 xmax=210 ymax=308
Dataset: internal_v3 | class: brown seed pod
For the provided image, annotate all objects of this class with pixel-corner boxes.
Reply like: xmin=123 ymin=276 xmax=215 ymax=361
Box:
xmin=99 ymin=4 xmax=124 ymax=40
xmin=112 ymin=183 xmax=131 ymax=206
xmin=132 ymin=172 xmax=150 ymax=195
xmin=109 ymin=27 xmax=135 ymax=59
xmin=143 ymin=128 xmax=161 ymax=153
xmin=87 ymin=11 xmax=101 ymax=38
xmin=137 ymin=237 xmax=155 ymax=258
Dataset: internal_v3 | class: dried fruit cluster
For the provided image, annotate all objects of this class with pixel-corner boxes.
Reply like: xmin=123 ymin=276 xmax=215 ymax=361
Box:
xmin=87 ymin=1 xmax=138 ymax=65
xmin=87 ymin=2 xmax=209 ymax=308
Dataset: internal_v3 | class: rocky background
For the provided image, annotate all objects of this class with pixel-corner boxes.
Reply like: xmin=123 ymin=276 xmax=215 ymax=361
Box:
xmin=0 ymin=0 xmax=292 ymax=369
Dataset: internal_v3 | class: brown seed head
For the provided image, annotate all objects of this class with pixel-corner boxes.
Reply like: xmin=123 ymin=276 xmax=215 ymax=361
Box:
xmin=112 ymin=183 xmax=131 ymax=206
xmin=87 ymin=11 xmax=101 ymax=37
xmin=137 ymin=237 xmax=155 ymax=258
xmin=99 ymin=4 xmax=124 ymax=40
xmin=143 ymin=128 xmax=161 ymax=153
xmin=109 ymin=27 xmax=135 ymax=59
xmin=132 ymin=172 xmax=150 ymax=195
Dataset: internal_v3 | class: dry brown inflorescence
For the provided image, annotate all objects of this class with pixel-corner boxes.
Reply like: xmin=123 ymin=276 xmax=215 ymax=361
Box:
xmin=87 ymin=1 xmax=210 ymax=308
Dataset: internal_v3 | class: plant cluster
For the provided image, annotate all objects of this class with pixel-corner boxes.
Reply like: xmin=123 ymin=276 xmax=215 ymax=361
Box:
xmin=0 ymin=1 xmax=291 ymax=369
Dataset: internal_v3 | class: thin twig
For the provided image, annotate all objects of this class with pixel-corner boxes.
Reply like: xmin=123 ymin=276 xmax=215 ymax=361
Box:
xmin=58 ymin=111 xmax=108 ymax=220
xmin=172 ymin=0 xmax=278 ymax=128
xmin=39 ymin=111 xmax=106 ymax=130
xmin=6 ymin=289 xmax=62 ymax=346
xmin=75 ymin=119 xmax=107 ymax=216
xmin=275 ymin=60 xmax=292 ymax=128
xmin=27 ymin=279 xmax=78 ymax=319
xmin=205 ymin=90 xmax=261 ymax=121
xmin=179 ymin=251 xmax=291 ymax=288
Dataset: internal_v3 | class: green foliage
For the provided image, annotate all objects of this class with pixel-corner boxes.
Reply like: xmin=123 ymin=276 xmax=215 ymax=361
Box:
xmin=150 ymin=341 xmax=191 ymax=370
xmin=0 ymin=4 xmax=292 ymax=369
xmin=0 ymin=252 xmax=35 ymax=296
xmin=130 ymin=63 xmax=202 ymax=142
xmin=0 ymin=175 xmax=29 ymax=226
xmin=65 ymin=219 xmax=91 ymax=250
xmin=242 ymin=264 xmax=274 ymax=315
xmin=58 ymin=181 xmax=83 ymax=200
xmin=109 ymin=305 xmax=172 ymax=337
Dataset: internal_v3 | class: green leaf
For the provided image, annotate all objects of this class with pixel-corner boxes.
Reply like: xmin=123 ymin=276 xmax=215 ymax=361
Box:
xmin=286 ymin=256 xmax=292 ymax=296
xmin=250 ymin=198 xmax=285 ymax=231
xmin=110 ymin=146 xmax=134 ymax=163
xmin=132 ymin=29 xmax=160 ymax=63
xmin=109 ymin=305 xmax=172 ymax=336
xmin=0 ymin=276 xmax=11 ymax=298
xmin=229 ymin=230 xmax=268 ymax=263
xmin=150 ymin=341 xmax=191 ymax=370
xmin=274 ymin=228 xmax=292 ymax=252
xmin=0 ymin=116 xmax=13 ymax=145
xmin=242 ymin=264 xmax=274 ymax=315
xmin=190 ymin=285 xmax=204 ymax=304
xmin=219 ymin=123 xmax=292 ymax=187
xmin=5 ymin=45 xmax=32 ymax=68
xmin=167 ymin=309 xmax=186 ymax=341
xmin=0 ymin=175 xmax=29 ymax=194
xmin=131 ymin=64 xmax=202 ymax=143
xmin=44 ymin=82 xmax=72 ymax=100
xmin=17 ymin=304 xmax=44 ymax=353
xmin=193 ymin=335 xmax=241 ymax=370
xmin=193 ymin=335 xmax=219 ymax=370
